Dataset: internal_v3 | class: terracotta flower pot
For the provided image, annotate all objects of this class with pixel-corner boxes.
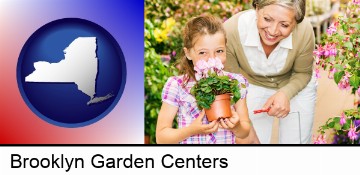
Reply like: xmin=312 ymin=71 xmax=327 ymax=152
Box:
xmin=204 ymin=94 xmax=232 ymax=122
xmin=144 ymin=135 xmax=150 ymax=144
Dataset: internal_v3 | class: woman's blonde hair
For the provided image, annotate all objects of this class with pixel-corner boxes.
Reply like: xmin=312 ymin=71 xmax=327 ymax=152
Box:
xmin=252 ymin=0 xmax=306 ymax=23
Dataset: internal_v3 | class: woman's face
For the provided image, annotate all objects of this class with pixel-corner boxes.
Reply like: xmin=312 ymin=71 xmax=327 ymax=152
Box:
xmin=256 ymin=4 xmax=296 ymax=47
xmin=184 ymin=32 xmax=226 ymax=65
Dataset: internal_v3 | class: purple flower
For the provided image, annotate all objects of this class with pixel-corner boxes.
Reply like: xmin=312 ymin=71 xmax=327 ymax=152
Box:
xmin=355 ymin=120 xmax=360 ymax=127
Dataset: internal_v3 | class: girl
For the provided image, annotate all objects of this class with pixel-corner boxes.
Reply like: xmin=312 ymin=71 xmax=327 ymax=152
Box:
xmin=156 ymin=15 xmax=259 ymax=144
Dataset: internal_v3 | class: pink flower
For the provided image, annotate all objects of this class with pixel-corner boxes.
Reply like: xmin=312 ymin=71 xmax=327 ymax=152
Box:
xmin=195 ymin=72 xmax=202 ymax=81
xmin=328 ymin=68 xmax=337 ymax=79
xmin=315 ymin=68 xmax=321 ymax=79
xmin=326 ymin=26 xmax=337 ymax=36
xmin=323 ymin=43 xmax=337 ymax=57
xmin=353 ymin=0 xmax=360 ymax=5
xmin=348 ymin=123 xmax=359 ymax=141
xmin=203 ymin=5 xmax=210 ymax=10
xmin=196 ymin=60 xmax=208 ymax=70
xmin=194 ymin=60 xmax=209 ymax=80
xmin=357 ymin=88 xmax=360 ymax=96
xmin=340 ymin=113 xmax=346 ymax=126
xmin=194 ymin=58 xmax=225 ymax=80
xmin=314 ymin=134 xmax=327 ymax=144
xmin=314 ymin=56 xmax=320 ymax=65
xmin=313 ymin=45 xmax=324 ymax=57
xmin=338 ymin=72 xmax=351 ymax=90
xmin=214 ymin=57 xmax=224 ymax=71
xmin=329 ymin=45 xmax=337 ymax=57
xmin=349 ymin=28 xmax=355 ymax=34
xmin=161 ymin=54 xmax=171 ymax=62
xmin=207 ymin=58 xmax=217 ymax=71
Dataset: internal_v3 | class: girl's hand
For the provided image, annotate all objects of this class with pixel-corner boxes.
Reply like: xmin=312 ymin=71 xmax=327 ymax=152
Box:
xmin=189 ymin=110 xmax=219 ymax=135
xmin=262 ymin=91 xmax=290 ymax=118
xmin=219 ymin=109 xmax=240 ymax=131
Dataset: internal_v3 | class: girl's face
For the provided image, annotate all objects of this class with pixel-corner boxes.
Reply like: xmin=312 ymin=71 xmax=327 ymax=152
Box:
xmin=184 ymin=32 xmax=226 ymax=66
xmin=256 ymin=4 xmax=296 ymax=47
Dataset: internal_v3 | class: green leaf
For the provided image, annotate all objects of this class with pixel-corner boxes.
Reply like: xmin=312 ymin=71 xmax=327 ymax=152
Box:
xmin=343 ymin=123 xmax=350 ymax=130
xmin=190 ymin=87 xmax=195 ymax=95
xmin=346 ymin=118 xmax=352 ymax=124
xmin=344 ymin=42 xmax=353 ymax=50
xmin=334 ymin=71 xmax=345 ymax=84
xmin=322 ymin=125 xmax=328 ymax=130
xmin=354 ymin=112 xmax=360 ymax=119
xmin=241 ymin=83 xmax=246 ymax=88
xmin=334 ymin=123 xmax=341 ymax=130
xmin=334 ymin=64 xmax=344 ymax=71
xmin=352 ymin=23 xmax=360 ymax=30
xmin=349 ymin=75 xmax=359 ymax=89
xmin=333 ymin=117 xmax=340 ymax=123
xmin=328 ymin=121 xmax=335 ymax=128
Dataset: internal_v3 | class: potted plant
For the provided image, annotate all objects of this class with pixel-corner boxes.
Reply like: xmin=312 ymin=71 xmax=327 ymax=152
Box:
xmin=190 ymin=57 xmax=242 ymax=121
xmin=313 ymin=1 xmax=360 ymax=144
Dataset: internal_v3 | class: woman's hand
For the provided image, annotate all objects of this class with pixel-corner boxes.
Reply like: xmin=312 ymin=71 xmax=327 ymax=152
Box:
xmin=189 ymin=110 xmax=219 ymax=135
xmin=219 ymin=109 xmax=240 ymax=131
xmin=263 ymin=91 xmax=290 ymax=118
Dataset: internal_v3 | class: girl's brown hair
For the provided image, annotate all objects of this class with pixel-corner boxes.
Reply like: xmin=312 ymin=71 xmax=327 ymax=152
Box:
xmin=177 ymin=14 xmax=226 ymax=86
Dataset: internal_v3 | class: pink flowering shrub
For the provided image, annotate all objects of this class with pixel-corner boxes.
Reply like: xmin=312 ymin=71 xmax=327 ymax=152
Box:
xmin=314 ymin=1 xmax=360 ymax=94
xmin=313 ymin=1 xmax=360 ymax=144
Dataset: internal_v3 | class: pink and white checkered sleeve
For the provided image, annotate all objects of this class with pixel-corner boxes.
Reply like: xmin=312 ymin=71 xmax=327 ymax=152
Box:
xmin=161 ymin=76 xmax=180 ymax=107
